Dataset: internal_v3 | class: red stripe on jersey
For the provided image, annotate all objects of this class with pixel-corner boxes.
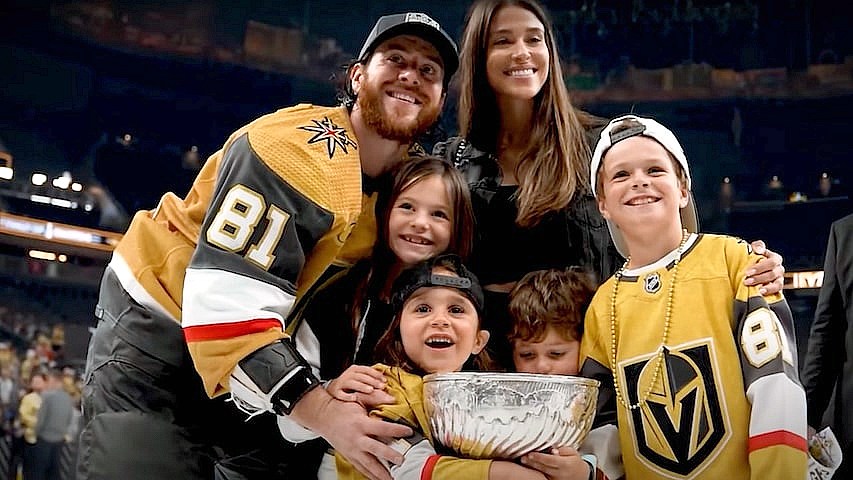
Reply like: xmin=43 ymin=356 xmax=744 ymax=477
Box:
xmin=183 ymin=318 xmax=282 ymax=341
xmin=748 ymin=430 xmax=807 ymax=453
xmin=421 ymin=454 xmax=441 ymax=480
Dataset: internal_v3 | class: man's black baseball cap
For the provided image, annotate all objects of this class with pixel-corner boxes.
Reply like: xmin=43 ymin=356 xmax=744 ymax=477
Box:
xmin=359 ymin=12 xmax=459 ymax=84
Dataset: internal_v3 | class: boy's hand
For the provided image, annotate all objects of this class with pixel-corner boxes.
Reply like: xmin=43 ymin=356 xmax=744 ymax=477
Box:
xmin=744 ymin=240 xmax=785 ymax=295
xmin=327 ymin=364 xmax=392 ymax=405
xmin=520 ymin=447 xmax=591 ymax=480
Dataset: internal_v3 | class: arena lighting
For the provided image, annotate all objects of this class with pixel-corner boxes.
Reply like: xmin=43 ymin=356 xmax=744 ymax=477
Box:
xmin=0 ymin=150 xmax=11 ymax=180
xmin=29 ymin=194 xmax=77 ymax=209
xmin=52 ymin=171 xmax=72 ymax=189
xmin=71 ymin=182 xmax=83 ymax=191
xmin=49 ymin=198 xmax=75 ymax=209
xmin=118 ymin=133 xmax=135 ymax=147
xmin=28 ymin=249 xmax=56 ymax=261
xmin=783 ymin=270 xmax=824 ymax=289
xmin=819 ymin=172 xmax=832 ymax=196
xmin=182 ymin=145 xmax=201 ymax=170
xmin=27 ymin=250 xmax=68 ymax=262
xmin=31 ymin=173 xmax=47 ymax=186
xmin=0 ymin=212 xmax=122 ymax=251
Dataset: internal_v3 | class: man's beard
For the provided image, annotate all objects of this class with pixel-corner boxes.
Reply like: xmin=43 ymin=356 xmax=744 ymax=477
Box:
xmin=357 ymin=78 xmax=441 ymax=142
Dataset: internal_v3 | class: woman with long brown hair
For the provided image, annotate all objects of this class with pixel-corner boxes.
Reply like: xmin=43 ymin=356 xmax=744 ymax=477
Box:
xmin=435 ymin=0 xmax=785 ymax=366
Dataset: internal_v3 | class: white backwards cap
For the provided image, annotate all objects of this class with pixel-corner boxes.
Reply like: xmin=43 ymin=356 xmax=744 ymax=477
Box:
xmin=589 ymin=114 xmax=699 ymax=258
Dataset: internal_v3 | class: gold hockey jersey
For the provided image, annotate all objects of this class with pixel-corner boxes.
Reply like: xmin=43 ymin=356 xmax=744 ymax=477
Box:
xmin=580 ymin=233 xmax=807 ymax=480
xmin=109 ymin=104 xmax=377 ymax=396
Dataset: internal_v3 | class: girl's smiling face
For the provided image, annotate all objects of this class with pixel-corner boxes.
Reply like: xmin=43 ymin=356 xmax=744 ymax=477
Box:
xmin=399 ymin=267 xmax=489 ymax=374
xmin=387 ymin=175 xmax=453 ymax=267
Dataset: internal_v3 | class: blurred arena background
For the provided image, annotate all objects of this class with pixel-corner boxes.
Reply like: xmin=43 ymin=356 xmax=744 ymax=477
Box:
xmin=0 ymin=1 xmax=851 ymax=477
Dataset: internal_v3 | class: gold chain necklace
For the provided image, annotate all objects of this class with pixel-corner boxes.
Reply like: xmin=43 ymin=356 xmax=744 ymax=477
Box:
xmin=609 ymin=230 xmax=689 ymax=410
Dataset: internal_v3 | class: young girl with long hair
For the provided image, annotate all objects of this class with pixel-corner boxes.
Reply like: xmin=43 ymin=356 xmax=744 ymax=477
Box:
xmin=291 ymin=155 xmax=475 ymax=383
xmin=283 ymin=155 xmax=476 ymax=476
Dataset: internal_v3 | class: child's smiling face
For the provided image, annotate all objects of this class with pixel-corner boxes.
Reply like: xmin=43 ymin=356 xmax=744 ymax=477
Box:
xmin=387 ymin=175 xmax=453 ymax=268
xmin=596 ymin=136 xmax=689 ymax=236
xmin=399 ymin=267 xmax=489 ymax=374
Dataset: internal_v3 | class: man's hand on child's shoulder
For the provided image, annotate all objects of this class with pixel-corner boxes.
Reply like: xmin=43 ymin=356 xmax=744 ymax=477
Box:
xmin=744 ymin=240 xmax=785 ymax=295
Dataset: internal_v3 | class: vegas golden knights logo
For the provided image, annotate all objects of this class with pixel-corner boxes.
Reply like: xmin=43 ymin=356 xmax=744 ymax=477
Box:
xmin=623 ymin=343 xmax=727 ymax=476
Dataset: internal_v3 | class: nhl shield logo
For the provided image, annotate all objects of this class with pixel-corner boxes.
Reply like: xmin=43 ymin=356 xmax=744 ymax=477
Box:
xmin=644 ymin=272 xmax=662 ymax=294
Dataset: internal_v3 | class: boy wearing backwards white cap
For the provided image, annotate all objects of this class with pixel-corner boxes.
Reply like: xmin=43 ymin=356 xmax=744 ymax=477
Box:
xmin=579 ymin=114 xmax=808 ymax=479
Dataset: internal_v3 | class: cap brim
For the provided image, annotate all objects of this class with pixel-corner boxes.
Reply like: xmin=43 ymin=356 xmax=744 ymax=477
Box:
xmin=607 ymin=192 xmax=700 ymax=259
xmin=391 ymin=254 xmax=485 ymax=318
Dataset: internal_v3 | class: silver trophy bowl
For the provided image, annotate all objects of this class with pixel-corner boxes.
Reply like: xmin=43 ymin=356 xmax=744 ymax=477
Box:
xmin=423 ymin=372 xmax=599 ymax=459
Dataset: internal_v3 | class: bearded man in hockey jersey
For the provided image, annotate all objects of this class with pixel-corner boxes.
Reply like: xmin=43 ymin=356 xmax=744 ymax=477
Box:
xmin=76 ymin=13 xmax=458 ymax=480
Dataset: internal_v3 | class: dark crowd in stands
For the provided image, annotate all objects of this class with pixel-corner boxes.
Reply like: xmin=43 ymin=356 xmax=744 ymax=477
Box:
xmin=0 ymin=284 xmax=84 ymax=480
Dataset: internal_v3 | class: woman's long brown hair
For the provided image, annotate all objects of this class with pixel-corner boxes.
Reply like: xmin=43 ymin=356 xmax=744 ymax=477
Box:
xmin=456 ymin=0 xmax=600 ymax=227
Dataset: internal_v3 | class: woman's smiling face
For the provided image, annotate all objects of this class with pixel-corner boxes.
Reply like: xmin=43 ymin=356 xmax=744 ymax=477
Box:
xmin=485 ymin=5 xmax=550 ymax=103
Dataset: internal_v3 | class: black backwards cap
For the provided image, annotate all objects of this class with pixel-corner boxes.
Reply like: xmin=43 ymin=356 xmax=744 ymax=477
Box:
xmin=391 ymin=253 xmax=485 ymax=318
xmin=359 ymin=12 xmax=459 ymax=84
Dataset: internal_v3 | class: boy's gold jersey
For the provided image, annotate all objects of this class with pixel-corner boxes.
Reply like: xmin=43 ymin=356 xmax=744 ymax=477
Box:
xmin=581 ymin=234 xmax=807 ymax=480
